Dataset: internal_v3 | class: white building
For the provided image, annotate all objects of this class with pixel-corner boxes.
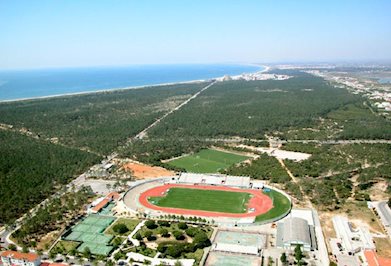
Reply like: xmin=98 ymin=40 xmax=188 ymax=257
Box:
xmin=332 ymin=216 xmax=376 ymax=255
xmin=276 ymin=217 xmax=317 ymax=251
xmin=0 ymin=251 xmax=41 ymax=266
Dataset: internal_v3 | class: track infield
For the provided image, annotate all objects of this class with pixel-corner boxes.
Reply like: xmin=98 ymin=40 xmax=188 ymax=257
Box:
xmin=139 ymin=184 xmax=274 ymax=218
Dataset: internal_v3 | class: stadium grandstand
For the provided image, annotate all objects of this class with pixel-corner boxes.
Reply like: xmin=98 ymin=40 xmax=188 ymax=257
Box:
xmin=176 ymin=173 xmax=254 ymax=189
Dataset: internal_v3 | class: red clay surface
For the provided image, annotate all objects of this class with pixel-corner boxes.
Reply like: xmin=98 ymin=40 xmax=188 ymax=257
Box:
xmin=139 ymin=184 xmax=273 ymax=218
xmin=364 ymin=250 xmax=391 ymax=266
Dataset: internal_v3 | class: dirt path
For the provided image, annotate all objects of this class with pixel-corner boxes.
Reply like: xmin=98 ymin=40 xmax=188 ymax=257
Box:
xmin=130 ymin=81 xmax=216 ymax=141
xmin=276 ymin=158 xmax=313 ymax=209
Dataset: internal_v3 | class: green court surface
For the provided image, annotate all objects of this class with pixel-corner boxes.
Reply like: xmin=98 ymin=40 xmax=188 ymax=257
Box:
xmin=77 ymin=242 xmax=113 ymax=256
xmin=63 ymin=214 xmax=115 ymax=255
xmin=166 ymin=149 xmax=249 ymax=173
xmin=99 ymin=202 xmax=115 ymax=215
xmin=148 ymin=187 xmax=251 ymax=213
xmin=214 ymin=231 xmax=266 ymax=247
xmin=255 ymin=189 xmax=291 ymax=223
xmin=205 ymin=252 xmax=260 ymax=266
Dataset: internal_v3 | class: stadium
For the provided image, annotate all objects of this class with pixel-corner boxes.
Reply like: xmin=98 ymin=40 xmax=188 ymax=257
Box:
xmin=123 ymin=173 xmax=292 ymax=225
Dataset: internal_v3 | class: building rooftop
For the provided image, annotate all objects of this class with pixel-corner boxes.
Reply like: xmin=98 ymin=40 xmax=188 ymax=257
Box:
xmin=0 ymin=251 xmax=39 ymax=262
xmin=283 ymin=217 xmax=311 ymax=245
xmin=376 ymin=201 xmax=391 ymax=227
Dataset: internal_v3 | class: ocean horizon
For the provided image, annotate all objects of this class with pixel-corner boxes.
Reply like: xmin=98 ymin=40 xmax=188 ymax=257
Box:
xmin=0 ymin=64 xmax=263 ymax=101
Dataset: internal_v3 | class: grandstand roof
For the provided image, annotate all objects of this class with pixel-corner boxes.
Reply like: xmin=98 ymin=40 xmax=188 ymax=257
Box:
xmin=178 ymin=173 xmax=250 ymax=188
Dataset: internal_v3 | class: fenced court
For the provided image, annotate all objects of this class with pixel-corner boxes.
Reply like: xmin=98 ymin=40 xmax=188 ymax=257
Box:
xmin=205 ymin=252 xmax=260 ymax=266
xmin=214 ymin=230 xmax=266 ymax=249
xmin=63 ymin=214 xmax=115 ymax=255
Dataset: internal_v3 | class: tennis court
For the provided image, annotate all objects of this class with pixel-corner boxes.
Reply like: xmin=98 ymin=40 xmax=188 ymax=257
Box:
xmin=64 ymin=214 xmax=115 ymax=255
xmin=214 ymin=231 xmax=266 ymax=249
xmin=77 ymin=242 xmax=113 ymax=256
xmin=205 ymin=252 xmax=260 ymax=266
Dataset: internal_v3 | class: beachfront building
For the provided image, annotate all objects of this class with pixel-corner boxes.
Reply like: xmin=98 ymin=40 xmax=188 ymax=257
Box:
xmin=0 ymin=251 xmax=41 ymax=266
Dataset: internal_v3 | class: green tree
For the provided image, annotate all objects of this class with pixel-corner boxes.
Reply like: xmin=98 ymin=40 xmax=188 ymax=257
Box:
xmin=83 ymin=247 xmax=92 ymax=259
xmin=178 ymin=222 xmax=188 ymax=230
xmin=134 ymin=232 xmax=142 ymax=240
xmin=294 ymin=245 xmax=303 ymax=262
xmin=112 ymin=223 xmax=129 ymax=234
xmin=193 ymin=232 xmax=211 ymax=248
xmin=8 ymin=244 xmax=17 ymax=251
xmin=22 ymin=245 xmax=29 ymax=253
xmin=173 ymin=230 xmax=184 ymax=240
xmin=143 ymin=230 xmax=154 ymax=241
xmin=185 ymin=227 xmax=198 ymax=237
xmin=160 ymin=228 xmax=170 ymax=237
xmin=145 ymin=220 xmax=157 ymax=229
xmin=280 ymin=252 xmax=287 ymax=265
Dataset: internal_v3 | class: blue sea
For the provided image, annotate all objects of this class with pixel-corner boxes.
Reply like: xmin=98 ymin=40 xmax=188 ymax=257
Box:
xmin=0 ymin=64 xmax=263 ymax=101
xmin=378 ymin=77 xmax=391 ymax=84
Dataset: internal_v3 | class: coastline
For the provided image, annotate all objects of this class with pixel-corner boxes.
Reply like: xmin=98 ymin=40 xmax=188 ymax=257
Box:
xmin=0 ymin=64 xmax=268 ymax=103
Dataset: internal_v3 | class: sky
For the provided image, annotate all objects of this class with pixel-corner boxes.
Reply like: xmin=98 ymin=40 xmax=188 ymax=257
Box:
xmin=0 ymin=0 xmax=390 ymax=69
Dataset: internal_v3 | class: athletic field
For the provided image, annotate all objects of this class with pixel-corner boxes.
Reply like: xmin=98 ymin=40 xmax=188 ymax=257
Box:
xmin=166 ymin=149 xmax=249 ymax=173
xmin=148 ymin=187 xmax=251 ymax=213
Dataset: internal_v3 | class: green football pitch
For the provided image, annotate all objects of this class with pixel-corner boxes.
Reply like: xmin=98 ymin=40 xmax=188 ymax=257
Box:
xmin=148 ymin=187 xmax=252 ymax=213
xmin=166 ymin=149 xmax=250 ymax=173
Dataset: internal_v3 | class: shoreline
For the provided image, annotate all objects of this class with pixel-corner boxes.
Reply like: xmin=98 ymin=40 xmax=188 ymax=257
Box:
xmin=0 ymin=64 xmax=268 ymax=103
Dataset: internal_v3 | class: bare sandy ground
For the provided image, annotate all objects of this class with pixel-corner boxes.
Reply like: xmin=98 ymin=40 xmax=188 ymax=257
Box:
xmin=122 ymin=162 xmax=174 ymax=179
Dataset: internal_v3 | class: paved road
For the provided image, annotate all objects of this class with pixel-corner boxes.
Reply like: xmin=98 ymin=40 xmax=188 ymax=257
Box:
xmin=143 ymin=137 xmax=391 ymax=144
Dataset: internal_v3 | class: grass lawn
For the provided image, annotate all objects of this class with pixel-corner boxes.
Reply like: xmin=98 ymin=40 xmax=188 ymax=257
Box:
xmin=166 ymin=149 xmax=249 ymax=173
xmin=149 ymin=187 xmax=251 ymax=213
xmin=255 ymin=189 xmax=291 ymax=222
xmin=53 ymin=240 xmax=80 ymax=253
xmin=105 ymin=218 xmax=140 ymax=235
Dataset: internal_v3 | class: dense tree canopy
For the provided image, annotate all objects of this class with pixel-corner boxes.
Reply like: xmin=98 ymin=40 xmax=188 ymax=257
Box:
xmin=0 ymin=131 xmax=99 ymax=224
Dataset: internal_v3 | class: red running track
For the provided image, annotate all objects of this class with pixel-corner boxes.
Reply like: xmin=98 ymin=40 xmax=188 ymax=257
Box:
xmin=139 ymin=184 xmax=273 ymax=218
